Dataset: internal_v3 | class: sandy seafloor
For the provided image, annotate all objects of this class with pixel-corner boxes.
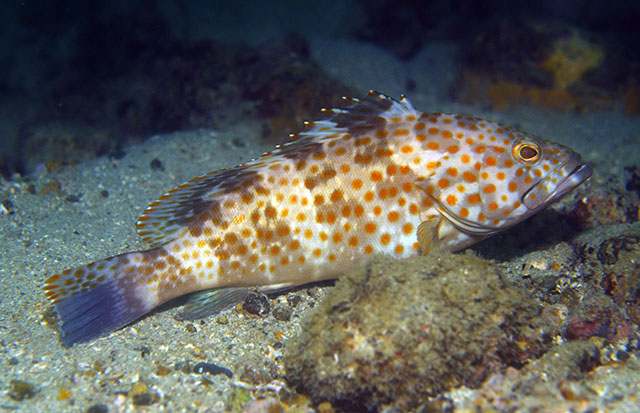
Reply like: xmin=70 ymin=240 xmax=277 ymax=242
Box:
xmin=1 ymin=38 xmax=640 ymax=412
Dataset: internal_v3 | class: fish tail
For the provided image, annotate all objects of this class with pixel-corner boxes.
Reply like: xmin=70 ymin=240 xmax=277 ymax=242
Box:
xmin=43 ymin=251 xmax=155 ymax=347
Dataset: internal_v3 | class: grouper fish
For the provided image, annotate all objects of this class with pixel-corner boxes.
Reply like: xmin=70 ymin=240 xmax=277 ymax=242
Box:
xmin=43 ymin=91 xmax=593 ymax=346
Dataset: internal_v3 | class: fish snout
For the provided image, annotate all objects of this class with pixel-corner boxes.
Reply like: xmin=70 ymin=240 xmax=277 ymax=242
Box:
xmin=522 ymin=161 xmax=593 ymax=210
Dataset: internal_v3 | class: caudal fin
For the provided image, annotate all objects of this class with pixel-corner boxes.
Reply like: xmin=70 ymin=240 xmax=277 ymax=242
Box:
xmin=43 ymin=253 xmax=153 ymax=347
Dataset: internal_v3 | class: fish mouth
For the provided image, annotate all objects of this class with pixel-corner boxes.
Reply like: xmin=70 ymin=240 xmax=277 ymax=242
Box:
xmin=522 ymin=162 xmax=593 ymax=210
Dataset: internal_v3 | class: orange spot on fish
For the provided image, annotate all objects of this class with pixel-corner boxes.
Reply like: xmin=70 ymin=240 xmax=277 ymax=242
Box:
xmin=468 ymin=194 xmax=481 ymax=204
xmin=365 ymin=222 xmax=377 ymax=233
xmin=447 ymin=145 xmax=459 ymax=154
xmin=483 ymin=184 xmax=496 ymax=194
xmin=462 ymin=171 xmax=476 ymax=183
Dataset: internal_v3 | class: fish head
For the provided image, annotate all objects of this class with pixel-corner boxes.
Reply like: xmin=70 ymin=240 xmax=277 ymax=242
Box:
xmin=474 ymin=134 xmax=593 ymax=228
xmin=428 ymin=130 xmax=592 ymax=241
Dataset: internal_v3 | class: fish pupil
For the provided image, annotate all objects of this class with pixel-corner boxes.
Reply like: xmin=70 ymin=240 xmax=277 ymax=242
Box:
xmin=519 ymin=146 xmax=538 ymax=160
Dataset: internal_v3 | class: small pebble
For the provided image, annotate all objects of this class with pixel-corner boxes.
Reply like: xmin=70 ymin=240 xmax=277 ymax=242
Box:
xmin=100 ymin=190 xmax=109 ymax=198
xmin=272 ymin=305 xmax=293 ymax=321
xmin=288 ymin=295 xmax=303 ymax=307
xmin=57 ymin=387 xmax=73 ymax=400
xmin=65 ymin=194 xmax=81 ymax=203
xmin=193 ymin=361 xmax=233 ymax=378
xmin=8 ymin=379 xmax=36 ymax=401
xmin=243 ymin=293 xmax=270 ymax=316
xmin=132 ymin=392 xmax=155 ymax=406
xmin=185 ymin=323 xmax=197 ymax=333
xmin=136 ymin=345 xmax=151 ymax=358
xmin=86 ymin=404 xmax=109 ymax=413
xmin=150 ymin=158 xmax=164 ymax=171
xmin=130 ymin=381 xmax=148 ymax=395
xmin=130 ymin=382 xmax=156 ymax=406
xmin=615 ymin=350 xmax=630 ymax=362
xmin=175 ymin=360 xmax=191 ymax=374
xmin=93 ymin=360 xmax=106 ymax=373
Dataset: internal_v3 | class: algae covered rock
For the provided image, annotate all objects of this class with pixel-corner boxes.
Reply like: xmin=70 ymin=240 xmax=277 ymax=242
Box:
xmin=283 ymin=252 xmax=551 ymax=411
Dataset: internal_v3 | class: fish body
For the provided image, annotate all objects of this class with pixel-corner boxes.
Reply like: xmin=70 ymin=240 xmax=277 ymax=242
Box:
xmin=43 ymin=92 xmax=592 ymax=346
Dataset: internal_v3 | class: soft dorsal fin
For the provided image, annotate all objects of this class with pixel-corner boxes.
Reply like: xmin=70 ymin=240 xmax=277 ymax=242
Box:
xmin=135 ymin=165 xmax=261 ymax=247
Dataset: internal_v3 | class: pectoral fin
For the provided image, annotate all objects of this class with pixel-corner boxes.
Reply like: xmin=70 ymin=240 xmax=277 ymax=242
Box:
xmin=417 ymin=217 xmax=441 ymax=255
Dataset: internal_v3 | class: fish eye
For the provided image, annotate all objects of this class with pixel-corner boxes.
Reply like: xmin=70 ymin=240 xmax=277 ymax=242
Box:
xmin=513 ymin=142 xmax=540 ymax=164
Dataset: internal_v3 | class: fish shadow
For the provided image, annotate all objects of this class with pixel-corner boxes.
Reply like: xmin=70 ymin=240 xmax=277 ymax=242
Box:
xmin=470 ymin=209 xmax=583 ymax=262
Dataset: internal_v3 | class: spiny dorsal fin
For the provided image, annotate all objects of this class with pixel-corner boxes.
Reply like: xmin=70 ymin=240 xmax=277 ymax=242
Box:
xmin=299 ymin=91 xmax=416 ymax=139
